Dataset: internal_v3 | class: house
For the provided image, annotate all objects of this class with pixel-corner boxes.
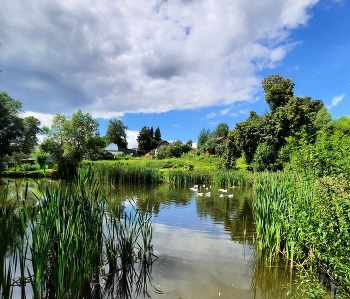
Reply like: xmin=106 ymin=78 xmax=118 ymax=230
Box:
xmin=104 ymin=143 xmax=141 ymax=157
xmin=104 ymin=143 xmax=119 ymax=156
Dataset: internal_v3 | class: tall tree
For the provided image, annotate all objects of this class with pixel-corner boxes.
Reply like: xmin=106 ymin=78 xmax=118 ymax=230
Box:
xmin=213 ymin=123 xmax=229 ymax=138
xmin=105 ymin=119 xmax=128 ymax=148
xmin=262 ymin=74 xmax=295 ymax=113
xmin=20 ymin=116 xmax=41 ymax=154
xmin=197 ymin=128 xmax=211 ymax=152
xmin=137 ymin=126 xmax=152 ymax=153
xmin=0 ymin=91 xmax=23 ymax=159
xmin=154 ymin=126 xmax=162 ymax=142
xmin=41 ymin=109 xmax=99 ymax=177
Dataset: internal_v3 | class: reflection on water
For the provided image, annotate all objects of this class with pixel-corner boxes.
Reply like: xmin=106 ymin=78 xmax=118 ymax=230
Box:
xmin=1 ymin=179 xmax=294 ymax=298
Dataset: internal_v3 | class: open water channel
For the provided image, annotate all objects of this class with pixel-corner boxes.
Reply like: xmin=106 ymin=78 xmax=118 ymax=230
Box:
xmin=1 ymin=178 xmax=294 ymax=299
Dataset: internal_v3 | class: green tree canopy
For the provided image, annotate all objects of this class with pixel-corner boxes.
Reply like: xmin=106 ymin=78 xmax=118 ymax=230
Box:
xmin=212 ymin=122 xmax=229 ymax=138
xmin=136 ymin=126 xmax=162 ymax=153
xmin=154 ymin=126 xmax=162 ymax=142
xmin=0 ymin=91 xmax=23 ymax=158
xmin=41 ymin=109 xmax=99 ymax=177
xmin=105 ymin=119 xmax=128 ymax=148
xmin=262 ymin=74 xmax=295 ymax=113
xmin=197 ymin=128 xmax=211 ymax=152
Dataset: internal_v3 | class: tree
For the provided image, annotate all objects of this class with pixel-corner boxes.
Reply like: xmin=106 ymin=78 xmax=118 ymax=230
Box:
xmin=137 ymin=126 xmax=152 ymax=153
xmin=262 ymin=74 xmax=295 ymax=113
xmin=0 ymin=91 xmax=23 ymax=158
xmin=233 ymin=111 xmax=262 ymax=164
xmin=137 ymin=126 xmax=163 ymax=153
xmin=197 ymin=128 xmax=211 ymax=153
xmin=41 ymin=109 xmax=99 ymax=177
xmin=19 ymin=116 xmax=41 ymax=154
xmin=221 ymin=131 xmax=240 ymax=169
xmin=156 ymin=140 xmax=192 ymax=159
xmin=105 ymin=119 xmax=128 ymax=148
xmin=154 ymin=126 xmax=162 ymax=142
xmin=213 ymin=123 xmax=229 ymax=138
xmin=314 ymin=107 xmax=332 ymax=131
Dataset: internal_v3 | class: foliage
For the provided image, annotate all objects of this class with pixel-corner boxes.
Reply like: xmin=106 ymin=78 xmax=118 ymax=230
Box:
xmin=220 ymin=130 xmax=240 ymax=169
xmin=289 ymin=127 xmax=350 ymax=179
xmin=0 ymin=168 xmax=156 ymax=298
xmin=197 ymin=123 xmax=229 ymax=154
xmin=137 ymin=126 xmax=162 ymax=153
xmin=233 ymin=111 xmax=262 ymax=164
xmin=222 ymin=75 xmax=324 ymax=171
xmin=252 ymin=142 xmax=277 ymax=172
xmin=252 ymin=171 xmax=350 ymax=297
xmin=41 ymin=109 xmax=99 ymax=178
xmin=197 ymin=128 xmax=211 ymax=152
xmin=105 ymin=119 xmax=128 ymax=148
xmin=0 ymin=92 xmax=23 ymax=173
xmin=261 ymin=74 xmax=295 ymax=113
xmin=18 ymin=116 xmax=41 ymax=154
xmin=212 ymin=122 xmax=229 ymax=138
xmin=314 ymin=107 xmax=332 ymax=131
xmin=156 ymin=140 xmax=192 ymax=159
xmin=33 ymin=148 xmax=49 ymax=169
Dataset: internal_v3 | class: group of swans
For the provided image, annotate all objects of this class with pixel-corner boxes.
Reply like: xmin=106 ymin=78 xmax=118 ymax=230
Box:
xmin=189 ymin=184 xmax=234 ymax=198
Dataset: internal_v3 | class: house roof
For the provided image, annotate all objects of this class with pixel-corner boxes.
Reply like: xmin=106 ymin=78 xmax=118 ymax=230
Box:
xmin=105 ymin=143 xmax=119 ymax=151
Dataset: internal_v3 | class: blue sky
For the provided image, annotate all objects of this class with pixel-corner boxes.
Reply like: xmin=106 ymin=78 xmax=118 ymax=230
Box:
xmin=0 ymin=0 xmax=349 ymax=148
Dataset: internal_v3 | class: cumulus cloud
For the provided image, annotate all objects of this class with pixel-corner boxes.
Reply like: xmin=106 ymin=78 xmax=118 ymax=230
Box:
xmin=20 ymin=111 xmax=55 ymax=127
xmin=327 ymin=94 xmax=345 ymax=109
xmin=0 ymin=0 xmax=318 ymax=118
xmin=126 ymin=130 xmax=139 ymax=149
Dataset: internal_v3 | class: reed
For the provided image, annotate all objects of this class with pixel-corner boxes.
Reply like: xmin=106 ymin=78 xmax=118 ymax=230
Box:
xmin=251 ymin=171 xmax=350 ymax=296
xmin=1 ymin=167 xmax=156 ymax=298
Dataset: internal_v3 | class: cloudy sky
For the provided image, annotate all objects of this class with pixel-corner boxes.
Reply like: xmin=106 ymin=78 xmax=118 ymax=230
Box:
xmin=0 ymin=0 xmax=349 ymax=148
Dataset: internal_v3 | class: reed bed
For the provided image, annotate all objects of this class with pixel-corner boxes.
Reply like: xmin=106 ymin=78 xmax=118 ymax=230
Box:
xmin=83 ymin=160 xmax=257 ymax=187
xmin=212 ymin=169 xmax=255 ymax=187
xmin=86 ymin=160 xmax=163 ymax=184
xmin=251 ymin=171 xmax=350 ymax=297
xmin=0 ymin=168 xmax=157 ymax=299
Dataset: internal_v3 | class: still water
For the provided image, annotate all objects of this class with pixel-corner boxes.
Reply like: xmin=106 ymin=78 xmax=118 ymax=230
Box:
xmin=0 ymin=178 xmax=293 ymax=299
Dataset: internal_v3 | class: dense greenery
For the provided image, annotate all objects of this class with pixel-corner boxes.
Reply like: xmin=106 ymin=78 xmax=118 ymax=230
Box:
xmin=105 ymin=119 xmax=128 ymax=148
xmin=136 ymin=126 xmax=162 ymax=153
xmin=41 ymin=109 xmax=99 ymax=177
xmin=0 ymin=92 xmax=41 ymax=173
xmin=0 ymin=169 xmax=156 ymax=298
xmin=222 ymin=74 xmax=324 ymax=171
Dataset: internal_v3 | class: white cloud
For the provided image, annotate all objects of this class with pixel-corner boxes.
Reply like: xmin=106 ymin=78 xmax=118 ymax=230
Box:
xmin=220 ymin=108 xmax=230 ymax=115
xmin=126 ymin=130 xmax=139 ymax=149
xmin=0 ymin=0 xmax=319 ymax=117
xmin=327 ymin=94 xmax=345 ymax=109
xmin=20 ymin=111 xmax=55 ymax=127
xmin=206 ymin=112 xmax=217 ymax=119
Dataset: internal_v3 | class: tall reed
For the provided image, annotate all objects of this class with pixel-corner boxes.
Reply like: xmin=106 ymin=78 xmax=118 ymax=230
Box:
xmin=1 ymin=168 xmax=157 ymax=298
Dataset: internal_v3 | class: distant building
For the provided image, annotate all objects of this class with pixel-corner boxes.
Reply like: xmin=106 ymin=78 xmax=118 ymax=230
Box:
xmin=104 ymin=143 xmax=119 ymax=156
xmin=104 ymin=143 xmax=141 ymax=157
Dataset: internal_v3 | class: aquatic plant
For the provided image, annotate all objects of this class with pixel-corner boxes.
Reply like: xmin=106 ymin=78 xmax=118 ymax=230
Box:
xmin=0 ymin=168 xmax=157 ymax=298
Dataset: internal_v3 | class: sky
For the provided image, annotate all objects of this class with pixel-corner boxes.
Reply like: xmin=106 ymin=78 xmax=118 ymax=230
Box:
xmin=0 ymin=0 xmax=349 ymax=149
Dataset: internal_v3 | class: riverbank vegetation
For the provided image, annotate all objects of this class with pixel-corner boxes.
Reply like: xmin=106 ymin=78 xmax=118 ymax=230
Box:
xmin=0 ymin=168 xmax=157 ymax=298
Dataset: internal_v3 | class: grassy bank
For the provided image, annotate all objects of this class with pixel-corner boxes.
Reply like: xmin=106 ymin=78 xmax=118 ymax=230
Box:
xmin=251 ymin=171 xmax=350 ymax=297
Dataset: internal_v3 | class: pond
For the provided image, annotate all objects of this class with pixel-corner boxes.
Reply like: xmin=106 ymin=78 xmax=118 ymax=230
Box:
xmin=0 ymin=178 xmax=293 ymax=299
